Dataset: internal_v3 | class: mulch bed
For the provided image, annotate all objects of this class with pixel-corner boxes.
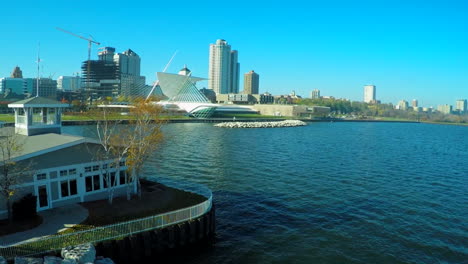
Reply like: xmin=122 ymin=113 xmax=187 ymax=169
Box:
xmin=0 ymin=215 xmax=43 ymax=237
xmin=79 ymin=180 xmax=206 ymax=227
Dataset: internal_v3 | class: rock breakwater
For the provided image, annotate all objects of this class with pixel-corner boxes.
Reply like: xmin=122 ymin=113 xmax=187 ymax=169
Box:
xmin=214 ymin=120 xmax=307 ymax=128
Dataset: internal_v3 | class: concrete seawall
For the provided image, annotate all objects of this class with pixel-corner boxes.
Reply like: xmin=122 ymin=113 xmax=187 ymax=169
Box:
xmin=94 ymin=204 xmax=216 ymax=263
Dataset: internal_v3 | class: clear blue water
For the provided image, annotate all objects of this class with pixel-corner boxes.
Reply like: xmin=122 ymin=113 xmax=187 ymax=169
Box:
xmin=64 ymin=122 xmax=468 ymax=264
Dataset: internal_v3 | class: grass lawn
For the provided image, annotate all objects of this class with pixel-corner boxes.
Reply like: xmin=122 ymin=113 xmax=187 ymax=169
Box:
xmin=0 ymin=216 xmax=42 ymax=236
xmin=0 ymin=114 xmax=14 ymax=122
xmin=219 ymin=113 xmax=286 ymax=119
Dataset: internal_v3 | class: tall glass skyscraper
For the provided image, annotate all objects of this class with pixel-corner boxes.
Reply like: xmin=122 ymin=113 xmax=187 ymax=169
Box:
xmin=208 ymin=39 xmax=239 ymax=94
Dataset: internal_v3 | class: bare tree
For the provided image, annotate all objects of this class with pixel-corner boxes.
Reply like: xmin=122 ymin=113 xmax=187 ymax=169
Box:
xmin=115 ymin=98 xmax=164 ymax=199
xmin=90 ymin=105 xmax=127 ymax=204
xmin=0 ymin=129 xmax=26 ymax=223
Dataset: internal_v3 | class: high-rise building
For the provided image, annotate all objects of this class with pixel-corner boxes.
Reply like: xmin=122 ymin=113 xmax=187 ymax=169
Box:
xmin=230 ymin=50 xmax=240 ymax=93
xmin=311 ymin=89 xmax=320 ymax=99
xmin=243 ymin=70 xmax=259 ymax=94
xmin=363 ymin=85 xmax=376 ymax=103
xmin=411 ymin=99 xmax=418 ymax=107
xmin=437 ymin=104 xmax=452 ymax=115
xmin=81 ymin=47 xmax=146 ymax=99
xmin=114 ymin=49 xmax=146 ymax=97
xmin=208 ymin=39 xmax=240 ymax=94
xmin=10 ymin=66 xmax=23 ymax=78
xmin=57 ymin=76 xmax=82 ymax=91
xmin=0 ymin=77 xmax=28 ymax=95
xmin=455 ymin=99 xmax=467 ymax=113
xmin=397 ymin=100 xmax=409 ymax=110
xmin=81 ymin=59 xmax=119 ymax=99
xmin=28 ymin=78 xmax=57 ymax=98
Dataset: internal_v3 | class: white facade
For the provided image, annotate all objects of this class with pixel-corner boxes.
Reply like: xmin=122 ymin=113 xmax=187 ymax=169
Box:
xmin=455 ymin=99 xmax=467 ymax=113
xmin=437 ymin=104 xmax=452 ymax=114
xmin=57 ymin=76 xmax=82 ymax=91
xmin=397 ymin=100 xmax=409 ymax=110
xmin=208 ymin=39 xmax=240 ymax=94
xmin=311 ymin=89 xmax=320 ymax=99
xmin=363 ymin=85 xmax=376 ymax=103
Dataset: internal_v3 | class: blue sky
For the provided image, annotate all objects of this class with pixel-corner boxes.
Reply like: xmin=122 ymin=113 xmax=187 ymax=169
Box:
xmin=0 ymin=0 xmax=466 ymax=107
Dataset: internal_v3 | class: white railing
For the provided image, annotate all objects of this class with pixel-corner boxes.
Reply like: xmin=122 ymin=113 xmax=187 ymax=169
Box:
xmin=0 ymin=179 xmax=212 ymax=259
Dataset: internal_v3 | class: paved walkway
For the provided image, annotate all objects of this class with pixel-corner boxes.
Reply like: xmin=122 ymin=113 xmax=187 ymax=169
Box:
xmin=0 ymin=204 xmax=88 ymax=246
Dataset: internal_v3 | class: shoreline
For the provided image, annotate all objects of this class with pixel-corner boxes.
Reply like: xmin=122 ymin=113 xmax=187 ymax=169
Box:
xmin=3 ymin=118 xmax=467 ymax=127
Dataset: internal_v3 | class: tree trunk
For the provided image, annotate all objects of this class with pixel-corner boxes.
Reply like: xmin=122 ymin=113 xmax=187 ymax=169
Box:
xmin=6 ymin=198 xmax=12 ymax=224
xmin=137 ymin=178 xmax=142 ymax=199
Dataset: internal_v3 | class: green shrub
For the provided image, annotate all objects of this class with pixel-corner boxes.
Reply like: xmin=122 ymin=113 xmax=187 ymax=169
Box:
xmin=12 ymin=194 xmax=37 ymax=221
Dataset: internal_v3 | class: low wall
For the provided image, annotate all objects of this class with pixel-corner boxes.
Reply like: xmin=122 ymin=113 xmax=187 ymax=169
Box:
xmin=94 ymin=204 xmax=216 ymax=263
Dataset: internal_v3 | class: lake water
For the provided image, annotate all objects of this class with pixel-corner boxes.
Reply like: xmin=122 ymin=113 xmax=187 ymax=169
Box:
xmin=64 ymin=122 xmax=468 ymax=264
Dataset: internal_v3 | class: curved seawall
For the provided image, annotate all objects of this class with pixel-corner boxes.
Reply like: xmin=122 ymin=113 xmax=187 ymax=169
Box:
xmin=95 ymin=205 xmax=216 ymax=263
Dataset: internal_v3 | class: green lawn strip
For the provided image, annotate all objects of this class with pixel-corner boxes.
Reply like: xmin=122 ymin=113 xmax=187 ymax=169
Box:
xmin=421 ymin=121 xmax=468 ymax=126
xmin=0 ymin=114 xmax=14 ymax=122
xmin=219 ymin=113 xmax=288 ymax=119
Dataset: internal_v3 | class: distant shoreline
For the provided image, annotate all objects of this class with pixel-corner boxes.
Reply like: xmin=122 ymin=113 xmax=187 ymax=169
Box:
xmin=2 ymin=118 xmax=467 ymax=127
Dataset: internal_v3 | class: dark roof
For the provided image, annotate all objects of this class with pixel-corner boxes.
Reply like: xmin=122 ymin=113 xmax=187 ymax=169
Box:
xmin=8 ymin=97 xmax=69 ymax=107
xmin=15 ymin=143 xmax=113 ymax=170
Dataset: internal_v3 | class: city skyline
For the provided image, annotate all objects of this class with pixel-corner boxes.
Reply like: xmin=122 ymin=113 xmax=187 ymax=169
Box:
xmin=0 ymin=0 xmax=466 ymax=106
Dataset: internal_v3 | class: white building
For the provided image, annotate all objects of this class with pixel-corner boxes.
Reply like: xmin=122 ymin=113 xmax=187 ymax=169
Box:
xmin=311 ymin=89 xmax=320 ymax=99
xmin=208 ymin=39 xmax=239 ymax=94
xmin=397 ymin=100 xmax=409 ymax=110
xmin=363 ymin=85 xmax=376 ymax=103
xmin=455 ymin=99 xmax=467 ymax=113
xmin=437 ymin=104 xmax=452 ymax=114
xmin=0 ymin=97 xmax=135 ymax=219
xmin=57 ymin=76 xmax=82 ymax=91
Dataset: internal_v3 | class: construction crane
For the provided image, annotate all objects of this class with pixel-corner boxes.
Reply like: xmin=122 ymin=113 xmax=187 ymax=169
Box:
xmin=56 ymin=27 xmax=100 ymax=102
xmin=56 ymin=27 xmax=100 ymax=62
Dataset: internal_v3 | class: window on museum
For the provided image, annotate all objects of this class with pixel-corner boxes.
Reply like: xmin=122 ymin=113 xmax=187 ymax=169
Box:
xmin=69 ymin=169 xmax=77 ymax=175
xmin=92 ymin=165 xmax=99 ymax=171
xmin=60 ymin=170 xmax=68 ymax=177
xmin=85 ymin=166 xmax=91 ymax=173
xmin=119 ymin=161 xmax=126 ymax=167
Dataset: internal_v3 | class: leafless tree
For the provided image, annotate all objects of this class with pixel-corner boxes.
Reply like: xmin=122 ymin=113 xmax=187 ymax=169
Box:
xmin=0 ymin=129 xmax=28 ymax=223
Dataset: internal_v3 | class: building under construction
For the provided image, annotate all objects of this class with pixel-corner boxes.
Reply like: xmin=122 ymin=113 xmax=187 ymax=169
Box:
xmin=81 ymin=47 xmax=146 ymax=100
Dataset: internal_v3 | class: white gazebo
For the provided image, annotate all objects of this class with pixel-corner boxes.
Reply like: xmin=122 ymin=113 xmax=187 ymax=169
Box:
xmin=8 ymin=97 xmax=69 ymax=136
